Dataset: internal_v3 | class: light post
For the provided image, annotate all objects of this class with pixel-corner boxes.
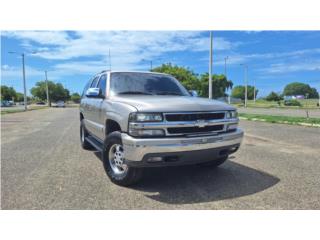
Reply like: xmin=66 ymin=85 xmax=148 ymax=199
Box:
xmin=253 ymin=78 xmax=256 ymax=104
xmin=209 ymin=31 xmax=213 ymax=99
xmin=240 ymin=64 xmax=248 ymax=108
xmin=45 ymin=71 xmax=50 ymax=107
xmin=8 ymin=51 xmax=27 ymax=111
xmin=224 ymin=56 xmax=230 ymax=103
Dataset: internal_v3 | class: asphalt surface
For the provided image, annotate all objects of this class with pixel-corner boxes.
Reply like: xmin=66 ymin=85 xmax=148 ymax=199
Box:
xmin=238 ymin=107 xmax=320 ymax=118
xmin=1 ymin=108 xmax=320 ymax=209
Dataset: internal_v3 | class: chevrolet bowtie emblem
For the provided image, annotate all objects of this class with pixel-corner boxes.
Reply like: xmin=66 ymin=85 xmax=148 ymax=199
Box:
xmin=195 ymin=119 xmax=207 ymax=128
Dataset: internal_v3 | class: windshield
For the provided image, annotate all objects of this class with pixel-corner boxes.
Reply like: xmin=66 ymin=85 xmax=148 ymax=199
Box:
xmin=110 ymin=72 xmax=190 ymax=96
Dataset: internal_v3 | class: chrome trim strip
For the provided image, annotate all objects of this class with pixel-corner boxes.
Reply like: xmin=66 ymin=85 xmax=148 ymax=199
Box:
xmin=129 ymin=118 xmax=238 ymax=129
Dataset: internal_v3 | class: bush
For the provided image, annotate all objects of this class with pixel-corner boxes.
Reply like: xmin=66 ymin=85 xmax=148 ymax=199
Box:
xmin=284 ymin=99 xmax=301 ymax=106
xmin=266 ymin=91 xmax=282 ymax=101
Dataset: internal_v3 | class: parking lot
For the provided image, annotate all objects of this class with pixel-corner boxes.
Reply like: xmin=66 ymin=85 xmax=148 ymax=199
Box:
xmin=1 ymin=108 xmax=320 ymax=209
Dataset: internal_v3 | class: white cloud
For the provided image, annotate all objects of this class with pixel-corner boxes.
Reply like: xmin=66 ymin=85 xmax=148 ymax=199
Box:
xmin=262 ymin=61 xmax=320 ymax=74
xmin=3 ymin=31 xmax=236 ymax=68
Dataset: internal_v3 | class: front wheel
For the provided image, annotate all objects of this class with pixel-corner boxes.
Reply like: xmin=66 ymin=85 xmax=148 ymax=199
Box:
xmin=102 ymin=131 xmax=143 ymax=186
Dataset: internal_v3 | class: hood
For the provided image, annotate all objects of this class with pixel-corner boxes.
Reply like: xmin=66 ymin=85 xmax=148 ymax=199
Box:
xmin=110 ymin=95 xmax=235 ymax=112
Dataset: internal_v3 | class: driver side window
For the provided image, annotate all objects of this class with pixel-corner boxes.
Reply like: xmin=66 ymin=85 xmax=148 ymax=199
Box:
xmin=97 ymin=75 xmax=107 ymax=97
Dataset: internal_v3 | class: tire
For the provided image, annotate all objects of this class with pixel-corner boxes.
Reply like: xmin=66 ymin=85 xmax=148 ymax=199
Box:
xmin=80 ymin=120 xmax=94 ymax=150
xmin=197 ymin=155 xmax=229 ymax=168
xmin=102 ymin=131 xmax=143 ymax=186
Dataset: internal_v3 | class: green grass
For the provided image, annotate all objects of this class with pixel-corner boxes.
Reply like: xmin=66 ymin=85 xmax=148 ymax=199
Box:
xmin=233 ymin=99 xmax=320 ymax=109
xmin=239 ymin=113 xmax=320 ymax=127
xmin=1 ymin=106 xmax=48 ymax=115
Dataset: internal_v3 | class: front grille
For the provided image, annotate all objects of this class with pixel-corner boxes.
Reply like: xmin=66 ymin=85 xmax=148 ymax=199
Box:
xmin=167 ymin=125 xmax=224 ymax=134
xmin=165 ymin=112 xmax=225 ymax=122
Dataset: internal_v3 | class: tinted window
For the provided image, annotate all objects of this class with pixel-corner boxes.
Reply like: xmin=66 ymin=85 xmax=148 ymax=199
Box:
xmin=110 ymin=72 xmax=189 ymax=96
xmin=97 ymin=75 xmax=107 ymax=97
xmin=90 ymin=76 xmax=100 ymax=88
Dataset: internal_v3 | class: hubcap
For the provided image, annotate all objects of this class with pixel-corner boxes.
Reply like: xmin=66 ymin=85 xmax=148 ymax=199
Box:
xmin=108 ymin=144 xmax=128 ymax=175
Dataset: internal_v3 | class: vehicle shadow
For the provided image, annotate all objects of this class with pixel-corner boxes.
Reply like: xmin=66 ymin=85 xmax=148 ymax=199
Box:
xmin=93 ymin=152 xmax=279 ymax=205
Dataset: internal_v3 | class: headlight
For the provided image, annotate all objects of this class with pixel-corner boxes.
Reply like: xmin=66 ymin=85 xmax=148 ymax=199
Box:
xmin=226 ymin=110 xmax=238 ymax=119
xmin=129 ymin=112 xmax=163 ymax=122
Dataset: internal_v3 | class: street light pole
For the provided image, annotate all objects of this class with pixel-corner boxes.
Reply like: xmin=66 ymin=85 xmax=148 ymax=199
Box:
xmin=209 ymin=31 xmax=213 ymax=99
xmin=240 ymin=64 xmax=248 ymax=108
xmin=21 ymin=53 xmax=27 ymax=111
xmin=9 ymin=51 xmax=28 ymax=111
xmin=45 ymin=71 xmax=50 ymax=107
xmin=224 ymin=56 xmax=230 ymax=104
xmin=224 ymin=56 xmax=228 ymax=77
xmin=253 ymin=78 xmax=256 ymax=104
xmin=150 ymin=60 xmax=153 ymax=71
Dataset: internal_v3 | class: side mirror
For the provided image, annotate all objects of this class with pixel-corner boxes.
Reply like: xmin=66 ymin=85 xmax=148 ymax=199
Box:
xmin=189 ymin=90 xmax=198 ymax=97
xmin=86 ymin=88 xmax=102 ymax=98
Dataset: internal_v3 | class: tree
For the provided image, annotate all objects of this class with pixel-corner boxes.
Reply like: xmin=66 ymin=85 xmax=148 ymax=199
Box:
xmin=266 ymin=91 xmax=282 ymax=101
xmin=16 ymin=92 xmax=25 ymax=102
xmin=152 ymin=63 xmax=233 ymax=98
xmin=152 ymin=63 xmax=200 ymax=90
xmin=231 ymin=85 xmax=258 ymax=100
xmin=283 ymin=82 xmax=319 ymax=98
xmin=198 ymin=73 xmax=233 ymax=98
xmin=1 ymin=85 xmax=17 ymax=101
xmin=31 ymin=81 xmax=70 ymax=106
xmin=70 ymin=93 xmax=81 ymax=103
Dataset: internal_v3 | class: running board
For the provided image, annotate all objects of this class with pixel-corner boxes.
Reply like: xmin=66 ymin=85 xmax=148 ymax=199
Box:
xmin=86 ymin=136 xmax=103 ymax=152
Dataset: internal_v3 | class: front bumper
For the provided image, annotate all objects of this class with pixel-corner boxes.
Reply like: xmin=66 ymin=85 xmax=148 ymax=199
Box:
xmin=122 ymin=128 xmax=243 ymax=167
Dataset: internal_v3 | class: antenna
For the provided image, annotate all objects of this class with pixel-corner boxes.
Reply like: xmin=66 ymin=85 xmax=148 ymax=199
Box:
xmin=108 ymin=48 xmax=112 ymax=70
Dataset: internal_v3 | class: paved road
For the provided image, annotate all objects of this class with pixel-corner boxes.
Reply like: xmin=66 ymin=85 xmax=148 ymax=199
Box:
xmin=1 ymin=108 xmax=320 ymax=209
xmin=238 ymin=107 xmax=320 ymax=118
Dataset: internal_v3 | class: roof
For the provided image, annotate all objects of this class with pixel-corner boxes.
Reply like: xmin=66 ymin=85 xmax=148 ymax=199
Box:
xmin=98 ymin=70 xmax=170 ymax=75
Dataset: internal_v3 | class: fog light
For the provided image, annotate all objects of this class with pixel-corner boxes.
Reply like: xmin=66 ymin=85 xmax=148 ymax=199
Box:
xmin=228 ymin=124 xmax=238 ymax=130
xmin=147 ymin=157 xmax=163 ymax=162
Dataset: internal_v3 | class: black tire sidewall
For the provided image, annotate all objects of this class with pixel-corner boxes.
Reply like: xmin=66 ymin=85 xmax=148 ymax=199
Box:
xmin=102 ymin=131 xmax=142 ymax=186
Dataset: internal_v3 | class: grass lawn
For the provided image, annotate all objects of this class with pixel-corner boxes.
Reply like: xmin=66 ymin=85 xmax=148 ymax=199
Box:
xmin=1 ymin=106 xmax=48 ymax=115
xmin=233 ymin=99 xmax=320 ymax=109
xmin=239 ymin=113 xmax=320 ymax=127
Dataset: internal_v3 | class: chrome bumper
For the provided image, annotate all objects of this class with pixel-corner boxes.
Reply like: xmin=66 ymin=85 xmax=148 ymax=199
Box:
xmin=122 ymin=128 xmax=243 ymax=162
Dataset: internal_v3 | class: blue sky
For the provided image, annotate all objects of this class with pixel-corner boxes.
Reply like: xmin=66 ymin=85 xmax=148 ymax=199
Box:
xmin=1 ymin=31 xmax=320 ymax=97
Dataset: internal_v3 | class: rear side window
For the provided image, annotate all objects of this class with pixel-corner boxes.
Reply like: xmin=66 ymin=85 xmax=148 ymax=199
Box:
xmin=97 ymin=75 xmax=107 ymax=97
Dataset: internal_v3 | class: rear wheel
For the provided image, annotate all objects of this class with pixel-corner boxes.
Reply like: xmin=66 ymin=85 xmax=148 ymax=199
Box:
xmin=80 ymin=120 xmax=94 ymax=150
xmin=102 ymin=131 xmax=143 ymax=186
xmin=198 ymin=155 xmax=229 ymax=168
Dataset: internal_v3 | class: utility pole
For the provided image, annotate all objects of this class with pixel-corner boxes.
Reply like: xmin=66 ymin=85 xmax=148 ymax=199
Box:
xmin=224 ymin=56 xmax=230 ymax=104
xmin=150 ymin=61 xmax=153 ymax=71
xmin=209 ymin=31 xmax=213 ymax=99
xmin=45 ymin=71 xmax=50 ymax=107
xmin=240 ymin=64 xmax=248 ymax=108
xmin=253 ymin=78 xmax=256 ymax=104
xmin=22 ymin=53 xmax=27 ymax=111
xmin=9 ymin=51 xmax=28 ymax=111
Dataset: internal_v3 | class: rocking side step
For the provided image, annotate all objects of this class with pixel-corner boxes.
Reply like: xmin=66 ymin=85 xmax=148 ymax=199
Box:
xmin=86 ymin=136 xmax=103 ymax=152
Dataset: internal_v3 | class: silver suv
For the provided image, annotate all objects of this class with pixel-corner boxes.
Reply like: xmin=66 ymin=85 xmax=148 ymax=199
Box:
xmin=80 ymin=71 xmax=243 ymax=186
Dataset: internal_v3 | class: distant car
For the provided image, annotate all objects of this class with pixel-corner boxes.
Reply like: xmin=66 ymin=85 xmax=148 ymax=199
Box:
xmin=36 ymin=101 xmax=46 ymax=105
xmin=1 ymin=100 xmax=11 ymax=107
xmin=56 ymin=101 xmax=65 ymax=108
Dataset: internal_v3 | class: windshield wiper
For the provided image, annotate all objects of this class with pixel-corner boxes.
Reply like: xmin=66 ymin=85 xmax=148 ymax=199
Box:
xmin=156 ymin=91 xmax=184 ymax=96
xmin=117 ymin=91 xmax=153 ymax=95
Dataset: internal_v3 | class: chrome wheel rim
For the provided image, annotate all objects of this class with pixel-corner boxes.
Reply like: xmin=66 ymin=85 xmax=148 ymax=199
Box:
xmin=108 ymin=144 xmax=128 ymax=175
